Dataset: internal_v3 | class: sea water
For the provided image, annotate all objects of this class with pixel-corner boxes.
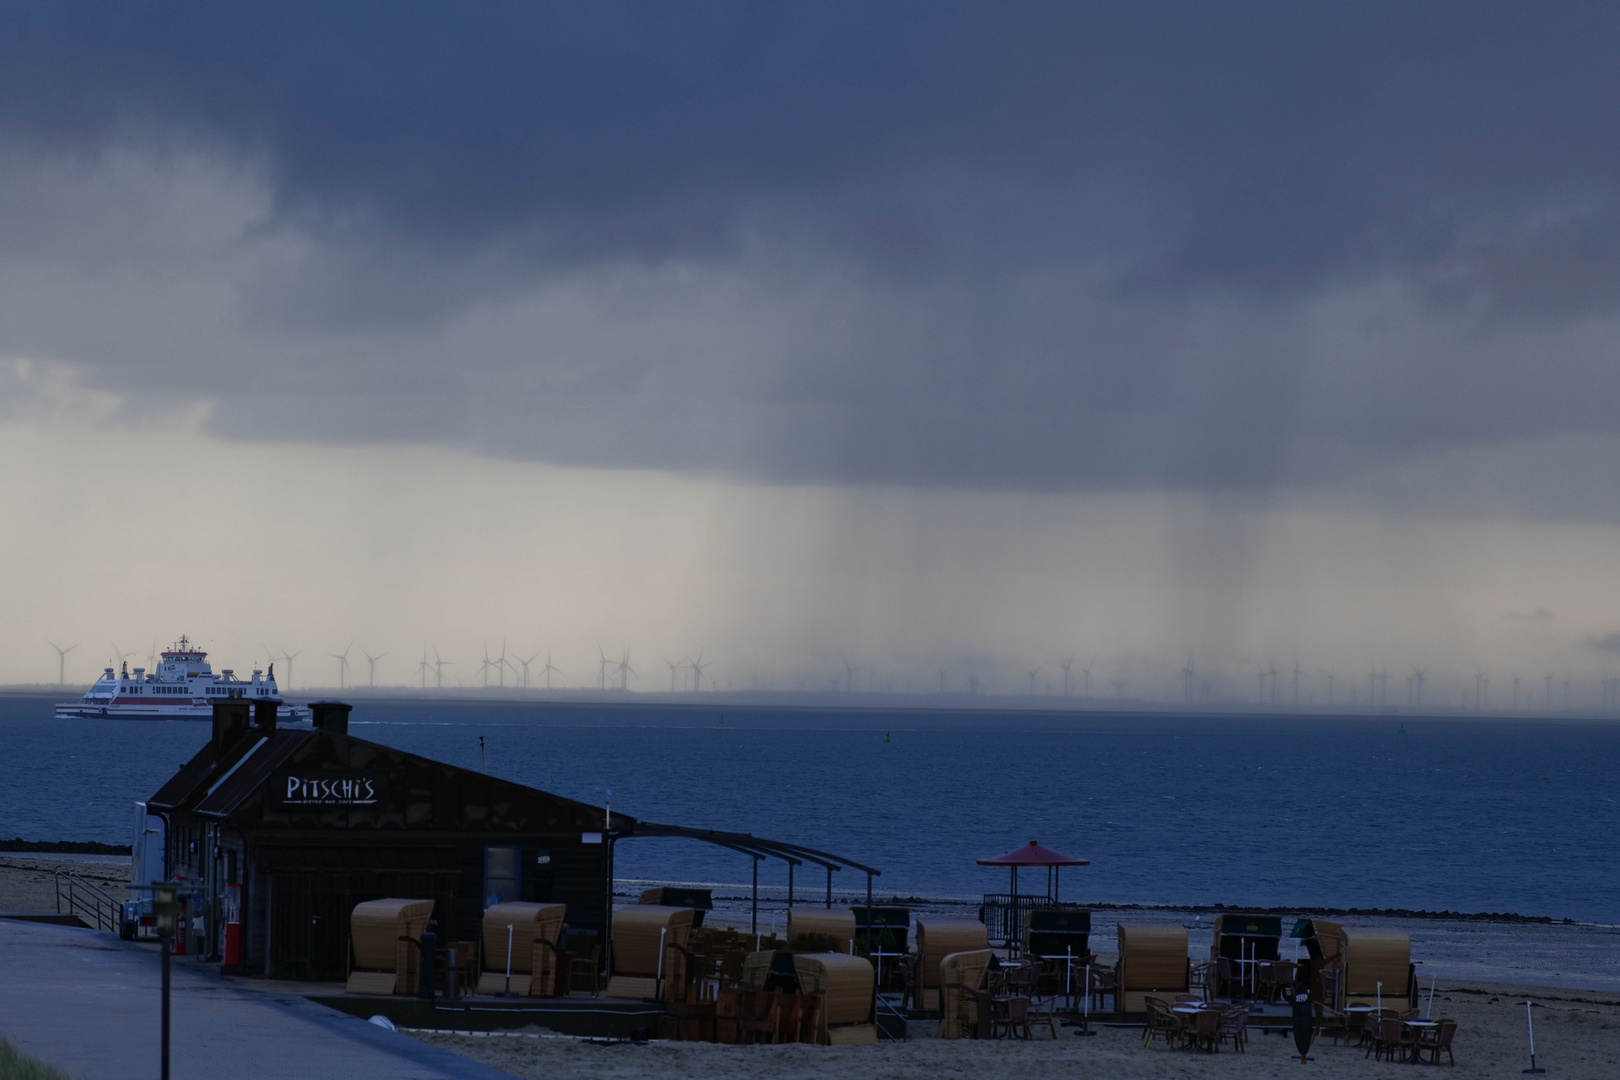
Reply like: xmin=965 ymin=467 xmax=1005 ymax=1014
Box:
xmin=3 ymin=695 xmax=1617 ymax=924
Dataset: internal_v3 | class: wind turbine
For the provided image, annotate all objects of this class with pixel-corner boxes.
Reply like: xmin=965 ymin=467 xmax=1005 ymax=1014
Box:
xmin=362 ymin=650 xmax=386 ymax=688
xmin=515 ymin=651 xmax=540 ymax=689
xmin=280 ymin=649 xmax=303 ymax=691
xmin=496 ymin=640 xmax=509 ymax=688
xmin=1059 ymin=655 xmax=1075 ymax=696
xmin=478 ymin=646 xmax=493 ymax=688
xmin=329 ymin=642 xmax=353 ymax=690
xmin=416 ymin=649 xmax=431 ymax=689
xmin=664 ymin=658 xmax=683 ymax=693
xmin=1180 ymin=658 xmax=1197 ymax=705
xmin=617 ymin=648 xmax=635 ymax=691
xmin=539 ymin=651 xmax=561 ymax=690
xmin=689 ymin=654 xmax=713 ymax=693
xmin=111 ymin=643 xmax=134 ymax=670
xmin=1025 ymin=665 xmax=1042 ymax=696
xmin=1412 ymin=668 xmax=1427 ymax=708
xmin=597 ymin=645 xmax=610 ymax=691
xmin=1291 ymin=659 xmax=1303 ymax=707
xmin=433 ymin=649 xmax=452 ymax=689
xmin=1080 ymin=662 xmax=1093 ymax=698
xmin=47 ymin=640 xmax=78 ymax=685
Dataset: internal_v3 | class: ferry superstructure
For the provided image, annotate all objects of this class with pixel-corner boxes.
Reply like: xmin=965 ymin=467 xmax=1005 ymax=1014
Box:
xmin=56 ymin=636 xmax=309 ymax=721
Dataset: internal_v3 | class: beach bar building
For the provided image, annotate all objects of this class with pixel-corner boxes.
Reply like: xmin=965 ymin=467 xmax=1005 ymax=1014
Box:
xmin=146 ymin=700 xmax=620 ymax=978
xmin=144 ymin=699 xmax=881 ymax=981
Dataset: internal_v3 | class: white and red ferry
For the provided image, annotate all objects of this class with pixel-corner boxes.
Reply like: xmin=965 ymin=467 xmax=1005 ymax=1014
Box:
xmin=56 ymin=636 xmax=310 ymax=722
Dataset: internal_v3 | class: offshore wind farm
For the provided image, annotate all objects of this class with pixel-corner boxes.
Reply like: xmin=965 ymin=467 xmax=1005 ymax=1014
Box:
xmin=16 ymin=635 xmax=1620 ymax=719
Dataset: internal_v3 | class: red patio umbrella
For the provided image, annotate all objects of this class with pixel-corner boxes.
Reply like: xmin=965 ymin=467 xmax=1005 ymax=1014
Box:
xmin=976 ymin=840 xmax=1089 ymax=900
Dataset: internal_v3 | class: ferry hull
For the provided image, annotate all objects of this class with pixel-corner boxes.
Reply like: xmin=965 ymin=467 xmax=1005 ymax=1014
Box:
xmin=56 ymin=702 xmax=311 ymax=722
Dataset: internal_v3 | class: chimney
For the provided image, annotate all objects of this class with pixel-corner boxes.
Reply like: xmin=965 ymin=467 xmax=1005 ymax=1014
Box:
xmin=310 ymin=701 xmax=352 ymax=736
xmin=211 ymin=700 xmax=252 ymax=752
xmin=253 ymin=697 xmax=280 ymax=736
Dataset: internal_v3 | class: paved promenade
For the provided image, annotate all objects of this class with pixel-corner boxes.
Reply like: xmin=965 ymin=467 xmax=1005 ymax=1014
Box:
xmin=0 ymin=919 xmax=517 ymax=1080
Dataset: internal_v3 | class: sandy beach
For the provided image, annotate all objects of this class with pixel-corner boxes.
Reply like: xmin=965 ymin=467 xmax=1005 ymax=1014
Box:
xmin=0 ymin=854 xmax=129 ymax=912
xmin=414 ymin=982 xmax=1620 ymax=1080
xmin=7 ymin=854 xmax=1618 ymax=1077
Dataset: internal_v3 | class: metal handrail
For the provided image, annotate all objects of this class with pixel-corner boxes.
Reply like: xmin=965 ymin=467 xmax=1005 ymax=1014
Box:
xmin=54 ymin=870 xmax=121 ymax=932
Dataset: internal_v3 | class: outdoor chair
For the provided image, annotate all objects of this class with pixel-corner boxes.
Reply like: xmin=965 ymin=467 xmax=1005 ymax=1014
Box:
xmin=1001 ymin=961 xmax=1038 ymax=997
xmin=1189 ymin=959 xmax=1213 ymax=999
xmin=992 ymin=995 xmax=1033 ymax=1040
xmin=1261 ymin=960 xmax=1296 ymax=1002
xmin=1186 ymin=1008 xmax=1220 ymax=1053
xmin=566 ymin=944 xmax=600 ymax=996
xmin=896 ymin=954 xmax=920 ymax=1013
xmin=1368 ymin=1016 xmax=1411 ymax=1062
xmin=1316 ymin=967 xmax=1338 ymax=1008
xmin=1360 ymin=1008 xmax=1396 ymax=1048
xmin=1141 ymin=997 xmax=1183 ymax=1049
xmin=1216 ymin=1003 xmax=1249 ymax=1053
xmin=1316 ymin=1005 xmax=1352 ymax=1046
xmin=1025 ymin=988 xmax=1060 ymax=1039
xmin=1216 ymin=956 xmax=1235 ymax=997
xmin=737 ymin=988 xmax=784 ymax=1044
xmin=1089 ymin=966 xmax=1117 ymax=1013
xmin=1415 ymin=1018 xmax=1457 ymax=1065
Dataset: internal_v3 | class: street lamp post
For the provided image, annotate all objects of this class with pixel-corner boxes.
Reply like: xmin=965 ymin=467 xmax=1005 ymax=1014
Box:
xmin=150 ymin=882 xmax=180 ymax=1080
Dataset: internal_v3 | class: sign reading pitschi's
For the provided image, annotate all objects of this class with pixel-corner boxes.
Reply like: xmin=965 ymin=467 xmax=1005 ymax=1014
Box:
xmin=272 ymin=771 xmax=386 ymax=807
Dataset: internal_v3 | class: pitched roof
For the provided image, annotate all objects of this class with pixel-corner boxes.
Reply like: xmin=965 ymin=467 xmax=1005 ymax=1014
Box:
xmin=169 ymin=726 xmax=627 ymax=834
xmin=146 ymin=729 xmax=272 ymax=813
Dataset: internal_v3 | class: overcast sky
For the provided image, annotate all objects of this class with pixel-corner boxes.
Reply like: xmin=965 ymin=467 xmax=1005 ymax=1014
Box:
xmin=4 ymin=3 xmax=1620 ymax=700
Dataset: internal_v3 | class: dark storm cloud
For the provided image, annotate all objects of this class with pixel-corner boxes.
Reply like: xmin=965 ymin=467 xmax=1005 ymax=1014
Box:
xmin=5 ymin=2 xmax=1620 ymax=495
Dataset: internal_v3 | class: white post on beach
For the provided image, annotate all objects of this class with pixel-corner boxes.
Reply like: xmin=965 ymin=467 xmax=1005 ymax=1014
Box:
xmin=1376 ymin=980 xmax=1382 ymax=1013
xmin=1426 ymin=974 xmax=1436 ymax=1019
xmin=504 ymin=923 xmax=514 ymax=997
xmin=1082 ymin=962 xmax=1093 ymax=1034
xmin=1064 ymin=947 xmax=1073 ymax=1012
xmin=656 ymin=926 xmax=667 ymax=995
xmin=1524 ymin=999 xmax=1545 ymax=1073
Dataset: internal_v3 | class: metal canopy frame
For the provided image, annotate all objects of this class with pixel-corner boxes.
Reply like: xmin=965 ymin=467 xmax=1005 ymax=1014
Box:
xmin=613 ymin=821 xmax=881 ymax=936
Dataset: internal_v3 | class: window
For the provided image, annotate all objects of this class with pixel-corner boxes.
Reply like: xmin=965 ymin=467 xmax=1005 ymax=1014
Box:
xmin=484 ymin=845 xmax=521 ymax=907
